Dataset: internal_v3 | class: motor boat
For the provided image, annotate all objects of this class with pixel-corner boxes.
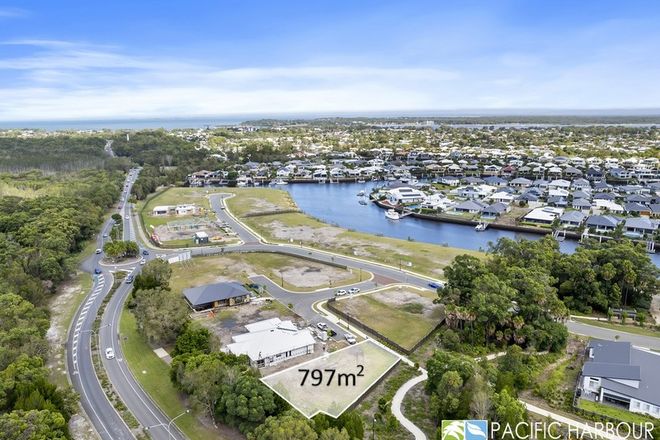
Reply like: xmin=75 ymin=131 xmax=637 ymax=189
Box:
xmin=475 ymin=222 xmax=487 ymax=231
xmin=385 ymin=209 xmax=400 ymax=220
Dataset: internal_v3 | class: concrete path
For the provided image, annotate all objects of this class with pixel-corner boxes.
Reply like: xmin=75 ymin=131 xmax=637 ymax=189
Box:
xmin=391 ymin=370 xmax=429 ymax=440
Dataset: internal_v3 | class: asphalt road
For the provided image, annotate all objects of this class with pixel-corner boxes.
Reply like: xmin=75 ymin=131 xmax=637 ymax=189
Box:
xmin=567 ymin=320 xmax=660 ymax=350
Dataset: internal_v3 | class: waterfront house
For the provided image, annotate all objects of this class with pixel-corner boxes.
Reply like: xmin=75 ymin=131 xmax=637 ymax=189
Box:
xmin=560 ymin=211 xmax=586 ymax=228
xmin=387 ymin=187 xmax=426 ymax=205
xmin=227 ymin=318 xmax=315 ymax=368
xmin=623 ymin=218 xmax=659 ymax=238
xmin=480 ymin=202 xmax=509 ymax=219
xmin=453 ymin=200 xmax=488 ymax=214
xmin=183 ymin=281 xmax=251 ymax=311
xmin=586 ymin=215 xmax=622 ymax=232
xmin=523 ymin=206 xmax=564 ymax=225
xmin=579 ymin=339 xmax=660 ymax=418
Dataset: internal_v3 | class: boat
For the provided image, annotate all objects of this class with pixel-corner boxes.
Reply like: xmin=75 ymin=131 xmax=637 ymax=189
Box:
xmin=357 ymin=179 xmax=366 ymax=183
xmin=385 ymin=209 xmax=400 ymax=220
xmin=475 ymin=222 xmax=487 ymax=231
xmin=359 ymin=198 xmax=368 ymax=205
xmin=357 ymin=190 xmax=365 ymax=197
xmin=273 ymin=178 xmax=288 ymax=185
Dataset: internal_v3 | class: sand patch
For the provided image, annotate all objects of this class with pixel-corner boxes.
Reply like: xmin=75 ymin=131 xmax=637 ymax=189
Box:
xmin=274 ymin=264 xmax=353 ymax=288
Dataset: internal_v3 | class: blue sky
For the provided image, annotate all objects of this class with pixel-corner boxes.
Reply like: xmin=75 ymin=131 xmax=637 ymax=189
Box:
xmin=1 ymin=0 xmax=659 ymax=120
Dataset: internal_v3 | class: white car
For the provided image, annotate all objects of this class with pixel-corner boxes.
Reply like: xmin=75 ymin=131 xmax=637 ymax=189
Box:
xmin=124 ymin=215 xmax=130 ymax=220
xmin=95 ymin=248 xmax=102 ymax=254
xmin=316 ymin=322 xmax=328 ymax=331
xmin=335 ymin=289 xmax=348 ymax=296
xmin=105 ymin=348 xmax=115 ymax=359
xmin=348 ymin=287 xmax=360 ymax=295
xmin=345 ymin=333 xmax=357 ymax=344
xmin=139 ymin=258 xmax=146 ymax=265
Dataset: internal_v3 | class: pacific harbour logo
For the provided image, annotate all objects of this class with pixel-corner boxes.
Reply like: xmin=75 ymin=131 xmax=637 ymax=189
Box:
xmin=442 ymin=420 xmax=489 ymax=440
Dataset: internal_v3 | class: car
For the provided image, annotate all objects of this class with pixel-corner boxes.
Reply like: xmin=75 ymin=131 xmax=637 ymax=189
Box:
xmin=102 ymin=233 xmax=109 ymax=238
xmin=316 ymin=322 xmax=328 ymax=331
xmin=95 ymin=248 xmax=102 ymax=254
xmin=125 ymin=275 xmax=134 ymax=284
xmin=139 ymin=259 xmax=146 ymax=265
xmin=335 ymin=289 xmax=348 ymax=296
xmin=428 ymin=282 xmax=441 ymax=289
xmin=94 ymin=268 xmax=102 ymax=275
xmin=345 ymin=333 xmax=357 ymax=344
xmin=105 ymin=348 xmax=115 ymax=359
xmin=328 ymin=329 xmax=337 ymax=337
xmin=142 ymin=249 xmax=149 ymax=256
xmin=124 ymin=215 xmax=130 ymax=220
xmin=348 ymin=287 xmax=360 ymax=294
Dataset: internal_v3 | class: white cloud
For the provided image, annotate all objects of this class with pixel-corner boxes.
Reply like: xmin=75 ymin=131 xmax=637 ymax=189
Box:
xmin=0 ymin=7 xmax=28 ymax=18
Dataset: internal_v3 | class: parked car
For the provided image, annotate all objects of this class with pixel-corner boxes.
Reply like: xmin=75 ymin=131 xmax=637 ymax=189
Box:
xmin=125 ymin=275 xmax=134 ymax=284
xmin=105 ymin=348 xmax=115 ymax=360
xmin=348 ymin=287 xmax=360 ymax=294
xmin=94 ymin=268 xmax=102 ymax=275
xmin=124 ymin=215 xmax=130 ymax=220
xmin=335 ymin=289 xmax=348 ymax=296
xmin=327 ymin=329 xmax=337 ymax=338
xmin=317 ymin=322 xmax=328 ymax=331
xmin=428 ymin=282 xmax=441 ymax=289
xmin=142 ymin=249 xmax=149 ymax=256
xmin=139 ymin=259 xmax=146 ymax=265
xmin=345 ymin=333 xmax=357 ymax=344
xmin=95 ymin=248 xmax=102 ymax=254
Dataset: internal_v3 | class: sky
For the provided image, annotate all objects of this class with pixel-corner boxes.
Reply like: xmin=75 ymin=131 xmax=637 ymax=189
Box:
xmin=1 ymin=0 xmax=660 ymax=121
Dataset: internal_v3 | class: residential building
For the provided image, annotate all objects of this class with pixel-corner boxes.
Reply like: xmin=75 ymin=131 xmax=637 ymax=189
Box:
xmin=580 ymin=339 xmax=660 ymax=418
xmin=481 ymin=202 xmax=509 ymax=219
xmin=227 ymin=318 xmax=315 ymax=368
xmin=586 ymin=215 xmax=622 ymax=232
xmin=183 ymin=281 xmax=251 ymax=311
xmin=387 ymin=186 xmax=426 ymax=205
xmin=623 ymin=218 xmax=659 ymax=238
xmin=453 ymin=200 xmax=488 ymax=214
xmin=560 ymin=211 xmax=586 ymax=228
xmin=523 ymin=206 xmax=564 ymax=224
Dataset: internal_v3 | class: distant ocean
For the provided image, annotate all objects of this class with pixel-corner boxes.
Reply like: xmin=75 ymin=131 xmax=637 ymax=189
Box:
xmin=0 ymin=117 xmax=245 ymax=131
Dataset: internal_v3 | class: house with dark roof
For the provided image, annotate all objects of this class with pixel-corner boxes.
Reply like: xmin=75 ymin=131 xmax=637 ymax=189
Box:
xmin=510 ymin=177 xmax=532 ymax=188
xmin=483 ymin=176 xmax=508 ymax=187
xmin=571 ymin=198 xmax=592 ymax=212
xmin=560 ymin=210 xmax=586 ymax=228
xmin=183 ymin=281 xmax=251 ymax=311
xmin=480 ymin=202 xmax=509 ymax=219
xmin=586 ymin=215 xmax=622 ymax=232
xmin=453 ymin=200 xmax=488 ymax=214
xmin=579 ymin=339 xmax=660 ymax=418
xmin=624 ymin=202 xmax=651 ymax=217
xmin=571 ymin=178 xmax=591 ymax=190
xmin=572 ymin=190 xmax=592 ymax=200
xmin=624 ymin=218 xmax=659 ymax=238
xmin=650 ymin=204 xmax=660 ymax=219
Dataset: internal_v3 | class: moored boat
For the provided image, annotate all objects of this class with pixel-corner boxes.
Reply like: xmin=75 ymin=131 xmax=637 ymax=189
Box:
xmin=385 ymin=209 xmax=400 ymax=220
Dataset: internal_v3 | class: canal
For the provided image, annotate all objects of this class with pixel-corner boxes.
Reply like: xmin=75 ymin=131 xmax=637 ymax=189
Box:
xmin=281 ymin=181 xmax=660 ymax=267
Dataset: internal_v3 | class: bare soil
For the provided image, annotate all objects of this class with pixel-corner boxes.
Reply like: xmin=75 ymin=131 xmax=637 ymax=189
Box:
xmin=273 ymin=263 xmax=353 ymax=288
xmin=372 ymin=288 xmax=439 ymax=319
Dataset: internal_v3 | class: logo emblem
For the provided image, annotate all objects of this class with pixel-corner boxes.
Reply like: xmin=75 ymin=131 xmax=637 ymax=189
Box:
xmin=442 ymin=420 xmax=488 ymax=440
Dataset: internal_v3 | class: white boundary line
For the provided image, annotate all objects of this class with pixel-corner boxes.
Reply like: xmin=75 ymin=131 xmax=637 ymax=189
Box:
xmin=260 ymin=339 xmax=400 ymax=419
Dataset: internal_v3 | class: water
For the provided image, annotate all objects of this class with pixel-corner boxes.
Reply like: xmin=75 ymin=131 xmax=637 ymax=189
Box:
xmin=283 ymin=181 xmax=660 ymax=267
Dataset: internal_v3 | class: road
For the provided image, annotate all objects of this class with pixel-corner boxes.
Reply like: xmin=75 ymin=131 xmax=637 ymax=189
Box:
xmin=567 ymin=319 xmax=660 ymax=350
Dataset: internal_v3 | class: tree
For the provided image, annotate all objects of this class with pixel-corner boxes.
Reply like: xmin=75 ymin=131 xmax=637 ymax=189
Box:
xmin=319 ymin=427 xmax=350 ymax=440
xmin=217 ymin=375 xmax=279 ymax=432
xmin=430 ymin=371 xmax=464 ymax=421
xmin=134 ymin=259 xmax=172 ymax=291
xmin=336 ymin=410 xmax=364 ymax=440
xmin=248 ymin=411 xmax=318 ymax=440
xmin=173 ymin=323 xmax=212 ymax=356
xmin=492 ymin=389 xmax=528 ymax=439
xmin=0 ymin=409 xmax=68 ymax=440
xmin=133 ymin=288 xmax=189 ymax=344
xmin=111 ymin=213 xmax=122 ymax=223
xmin=103 ymin=240 xmax=125 ymax=260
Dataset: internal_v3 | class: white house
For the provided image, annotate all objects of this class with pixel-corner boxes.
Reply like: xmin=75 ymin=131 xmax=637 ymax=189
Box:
xmin=580 ymin=340 xmax=660 ymax=418
xmin=227 ymin=318 xmax=315 ymax=368
xmin=387 ymin=187 xmax=426 ymax=205
xmin=523 ymin=206 xmax=564 ymax=224
xmin=487 ymin=191 xmax=516 ymax=204
xmin=152 ymin=205 xmax=171 ymax=216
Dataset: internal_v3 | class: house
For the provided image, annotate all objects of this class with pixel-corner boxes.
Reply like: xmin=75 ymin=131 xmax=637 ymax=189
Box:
xmin=481 ymin=202 xmax=509 ymax=219
xmin=152 ymin=205 xmax=171 ymax=216
xmin=227 ymin=318 xmax=315 ymax=368
xmin=487 ymin=191 xmax=516 ymax=204
xmin=549 ymin=179 xmax=571 ymax=190
xmin=579 ymin=339 xmax=660 ymax=418
xmin=560 ymin=211 xmax=586 ymax=228
xmin=175 ymin=204 xmax=199 ymax=216
xmin=453 ymin=200 xmax=488 ymax=214
xmin=387 ymin=187 xmax=426 ymax=205
xmin=183 ymin=281 xmax=251 ymax=311
xmin=586 ymin=215 xmax=622 ymax=232
xmin=593 ymin=192 xmax=616 ymax=201
xmin=624 ymin=202 xmax=651 ymax=217
xmin=571 ymin=178 xmax=591 ymax=190
xmin=572 ymin=190 xmax=592 ymax=200
xmin=456 ymin=184 xmax=496 ymax=199
xmin=510 ymin=177 xmax=532 ymax=188
xmin=523 ymin=206 xmax=564 ymax=225
xmin=593 ymin=199 xmax=624 ymax=214
xmin=572 ymin=198 xmax=592 ymax=211
xmin=483 ymin=176 xmax=508 ymax=187
xmin=623 ymin=218 xmax=659 ymax=238
xmin=439 ymin=176 xmax=460 ymax=186
xmin=650 ymin=204 xmax=660 ymax=218
xmin=193 ymin=231 xmax=209 ymax=244
xmin=610 ymin=168 xmax=633 ymax=180
xmin=547 ymin=196 xmax=568 ymax=207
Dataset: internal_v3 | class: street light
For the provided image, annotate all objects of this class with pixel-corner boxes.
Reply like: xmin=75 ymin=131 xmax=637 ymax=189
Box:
xmin=168 ymin=409 xmax=190 ymax=439
xmin=372 ymin=416 xmax=377 ymax=440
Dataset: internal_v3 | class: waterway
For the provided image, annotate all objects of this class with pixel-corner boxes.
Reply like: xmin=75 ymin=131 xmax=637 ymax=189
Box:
xmin=282 ymin=181 xmax=660 ymax=267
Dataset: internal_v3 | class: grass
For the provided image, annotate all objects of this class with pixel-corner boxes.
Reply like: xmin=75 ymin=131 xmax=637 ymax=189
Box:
xmin=333 ymin=287 xmax=443 ymax=351
xmin=169 ymin=253 xmax=370 ymax=294
xmin=119 ymin=307 xmax=220 ymax=440
xmin=573 ymin=317 xmax=660 ymax=338
xmin=578 ymin=399 xmax=658 ymax=425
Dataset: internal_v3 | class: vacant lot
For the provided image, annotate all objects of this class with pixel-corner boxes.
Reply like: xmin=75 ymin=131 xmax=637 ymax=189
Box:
xmin=333 ymin=286 xmax=444 ymax=351
xmin=224 ymin=188 xmax=483 ymax=279
xmin=170 ymin=253 xmax=367 ymax=293
xmin=262 ymin=340 xmax=400 ymax=418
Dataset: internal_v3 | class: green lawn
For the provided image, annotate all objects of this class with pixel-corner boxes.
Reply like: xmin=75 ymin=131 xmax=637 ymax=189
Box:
xmin=573 ymin=317 xmax=660 ymax=338
xmin=169 ymin=253 xmax=370 ymax=294
xmin=119 ymin=308 xmax=221 ymax=440
xmin=333 ymin=287 xmax=444 ymax=351
xmin=578 ymin=399 xmax=658 ymax=425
